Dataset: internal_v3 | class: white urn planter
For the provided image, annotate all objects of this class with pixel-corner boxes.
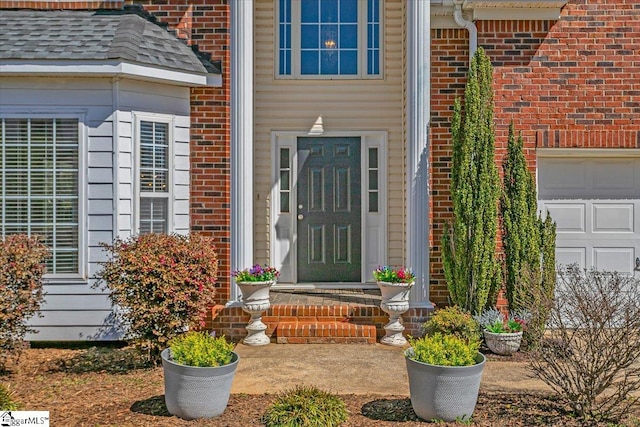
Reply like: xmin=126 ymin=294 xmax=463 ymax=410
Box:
xmin=405 ymin=348 xmax=486 ymax=422
xmin=483 ymin=330 xmax=523 ymax=355
xmin=377 ymin=281 xmax=414 ymax=346
xmin=161 ymin=349 xmax=239 ymax=420
xmin=237 ymin=280 xmax=274 ymax=346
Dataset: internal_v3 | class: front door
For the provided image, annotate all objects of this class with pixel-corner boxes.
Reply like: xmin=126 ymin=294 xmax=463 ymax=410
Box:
xmin=297 ymin=137 xmax=361 ymax=282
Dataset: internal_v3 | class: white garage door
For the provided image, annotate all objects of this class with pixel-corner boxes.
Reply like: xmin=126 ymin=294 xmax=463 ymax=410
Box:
xmin=538 ymin=156 xmax=640 ymax=277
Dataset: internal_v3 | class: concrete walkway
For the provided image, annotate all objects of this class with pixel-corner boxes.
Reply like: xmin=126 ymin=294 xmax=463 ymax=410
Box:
xmin=231 ymin=343 xmax=551 ymax=395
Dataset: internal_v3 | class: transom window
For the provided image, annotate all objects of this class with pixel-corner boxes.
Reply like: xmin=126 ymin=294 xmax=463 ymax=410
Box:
xmin=138 ymin=120 xmax=170 ymax=234
xmin=279 ymin=0 xmax=381 ymax=78
xmin=1 ymin=118 xmax=80 ymax=274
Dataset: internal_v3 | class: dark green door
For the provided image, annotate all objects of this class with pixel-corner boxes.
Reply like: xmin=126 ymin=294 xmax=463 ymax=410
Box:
xmin=297 ymin=137 xmax=361 ymax=282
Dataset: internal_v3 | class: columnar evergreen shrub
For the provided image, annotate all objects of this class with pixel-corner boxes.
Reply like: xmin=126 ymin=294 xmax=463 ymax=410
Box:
xmin=97 ymin=233 xmax=219 ymax=362
xmin=0 ymin=234 xmax=49 ymax=371
xmin=501 ymin=122 xmax=557 ymax=348
xmin=443 ymin=47 xmax=501 ymax=314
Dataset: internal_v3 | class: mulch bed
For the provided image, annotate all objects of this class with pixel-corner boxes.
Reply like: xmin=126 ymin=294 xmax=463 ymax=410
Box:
xmin=1 ymin=345 xmax=638 ymax=426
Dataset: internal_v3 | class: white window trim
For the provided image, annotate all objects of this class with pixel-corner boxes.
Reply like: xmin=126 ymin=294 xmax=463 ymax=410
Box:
xmin=133 ymin=112 xmax=175 ymax=235
xmin=0 ymin=110 xmax=87 ymax=282
xmin=270 ymin=130 xmax=387 ymax=286
xmin=275 ymin=0 xmax=384 ymax=80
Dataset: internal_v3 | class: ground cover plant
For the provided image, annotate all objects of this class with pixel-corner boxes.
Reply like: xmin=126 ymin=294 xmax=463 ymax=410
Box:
xmin=262 ymin=385 xmax=348 ymax=427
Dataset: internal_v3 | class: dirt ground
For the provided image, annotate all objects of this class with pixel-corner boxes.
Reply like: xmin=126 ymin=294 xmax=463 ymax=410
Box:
xmin=2 ymin=345 xmax=639 ymax=427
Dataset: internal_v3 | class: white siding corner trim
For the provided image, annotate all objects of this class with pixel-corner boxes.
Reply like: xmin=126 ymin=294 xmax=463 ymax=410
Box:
xmin=270 ymin=131 xmax=387 ymax=285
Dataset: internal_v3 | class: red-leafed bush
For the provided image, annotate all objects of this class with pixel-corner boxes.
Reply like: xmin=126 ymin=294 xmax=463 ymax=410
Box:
xmin=0 ymin=234 xmax=49 ymax=371
xmin=97 ymin=233 xmax=218 ymax=363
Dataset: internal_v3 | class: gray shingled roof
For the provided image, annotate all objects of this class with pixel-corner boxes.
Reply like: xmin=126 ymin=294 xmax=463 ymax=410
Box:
xmin=0 ymin=9 xmax=221 ymax=75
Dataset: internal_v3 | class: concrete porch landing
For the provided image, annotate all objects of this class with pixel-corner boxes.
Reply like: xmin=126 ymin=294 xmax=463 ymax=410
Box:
xmin=270 ymin=288 xmax=382 ymax=306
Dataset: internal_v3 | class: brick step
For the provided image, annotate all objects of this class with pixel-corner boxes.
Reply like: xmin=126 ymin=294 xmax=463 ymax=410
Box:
xmin=276 ymin=320 xmax=377 ymax=344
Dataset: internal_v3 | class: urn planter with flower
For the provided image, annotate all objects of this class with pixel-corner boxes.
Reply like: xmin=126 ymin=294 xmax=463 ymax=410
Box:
xmin=233 ymin=264 xmax=280 ymax=346
xmin=474 ymin=308 xmax=529 ymax=355
xmin=373 ymin=266 xmax=415 ymax=346
xmin=161 ymin=331 xmax=239 ymax=420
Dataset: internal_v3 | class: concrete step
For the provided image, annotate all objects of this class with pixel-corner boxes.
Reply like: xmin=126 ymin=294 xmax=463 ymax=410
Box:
xmin=276 ymin=320 xmax=377 ymax=344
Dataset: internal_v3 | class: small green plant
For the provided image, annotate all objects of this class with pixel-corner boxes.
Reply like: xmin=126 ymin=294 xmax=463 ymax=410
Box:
xmin=372 ymin=266 xmax=415 ymax=283
xmin=97 ymin=233 xmax=219 ymax=363
xmin=422 ymin=306 xmax=480 ymax=344
xmin=408 ymin=334 xmax=479 ymax=367
xmin=262 ymin=385 xmax=348 ymax=427
xmin=168 ymin=331 xmax=234 ymax=367
xmin=0 ymin=234 xmax=49 ymax=371
xmin=0 ymin=383 xmax=20 ymax=410
xmin=474 ymin=308 xmax=529 ymax=333
xmin=232 ymin=264 xmax=280 ymax=282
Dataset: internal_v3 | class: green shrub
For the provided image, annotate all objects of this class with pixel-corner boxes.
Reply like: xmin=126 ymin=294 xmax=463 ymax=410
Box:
xmin=262 ymin=385 xmax=348 ymax=427
xmin=168 ymin=331 xmax=234 ymax=367
xmin=422 ymin=306 xmax=480 ymax=344
xmin=0 ymin=234 xmax=49 ymax=371
xmin=97 ymin=233 xmax=218 ymax=363
xmin=0 ymin=383 xmax=20 ymax=410
xmin=408 ymin=333 xmax=479 ymax=367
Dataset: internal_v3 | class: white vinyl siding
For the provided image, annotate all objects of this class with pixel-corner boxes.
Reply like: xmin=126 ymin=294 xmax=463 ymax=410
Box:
xmin=257 ymin=0 xmax=404 ymax=273
xmin=0 ymin=77 xmax=191 ymax=340
xmin=1 ymin=117 xmax=80 ymax=274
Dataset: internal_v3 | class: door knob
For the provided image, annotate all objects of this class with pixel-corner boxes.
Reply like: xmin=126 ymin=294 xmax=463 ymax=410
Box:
xmin=298 ymin=214 xmax=304 ymax=220
xmin=635 ymin=257 xmax=640 ymax=270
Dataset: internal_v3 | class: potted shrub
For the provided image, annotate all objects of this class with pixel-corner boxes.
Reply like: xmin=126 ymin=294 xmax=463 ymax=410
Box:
xmin=373 ymin=266 xmax=415 ymax=346
xmin=475 ymin=308 xmax=529 ymax=355
xmin=405 ymin=306 xmax=485 ymax=422
xmin=161 ymin=331 xmax=239 ymax=420
xmin=233 ymin=264 xmax=280 ymax=346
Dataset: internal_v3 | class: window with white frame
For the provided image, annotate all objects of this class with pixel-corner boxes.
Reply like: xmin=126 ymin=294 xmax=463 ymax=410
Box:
xmin=138 ymin=120 xmax=170 ymax=234
xmin=1 ymin=117 xmax=80 ymax=274
xmin=278 ymin=0 xmax=381 ymax=78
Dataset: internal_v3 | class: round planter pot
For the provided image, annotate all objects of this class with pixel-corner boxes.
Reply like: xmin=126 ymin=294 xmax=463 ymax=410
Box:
xmin=161 ymin=349 xmax=239 ymax=420
xmin=404 ymin=349 xmax=486 ymax=422
xmin=376 ymin=281 xmax=414 ymax=346
xmin=483 ymin=330 xmax=523 ymax=356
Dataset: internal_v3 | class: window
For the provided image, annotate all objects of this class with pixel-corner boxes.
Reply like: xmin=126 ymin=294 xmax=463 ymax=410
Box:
xmin=278 ymin=0 xmax=381 ymax=78
xmin=1 ymin=118 xmax=80 ymax=274
xmin=138 ymin=120 xmax=170 ymax=234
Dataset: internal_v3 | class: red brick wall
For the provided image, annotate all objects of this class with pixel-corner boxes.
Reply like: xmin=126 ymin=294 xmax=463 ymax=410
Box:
xmin=130 ymin=1 xmax=232 ymax=317
xmin=429 ymin=0 xmax=640 ymax=308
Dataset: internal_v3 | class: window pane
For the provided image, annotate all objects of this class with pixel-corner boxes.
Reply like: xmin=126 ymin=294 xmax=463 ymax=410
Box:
xmin=321 ymin=51 xmax=339 ymax=74
xmin=320 ymin=0 xmax=338 ymax=23
xmin=340 ymin=24 xmax=357 ymax=49
xmin=140 ymin=121 xmax=169 ymax=193
xmin=301 ymin=50 xmax=319 ymax=74
xmin=369 ymin=148 xmax=378 ymax=168
xmin=340 ymin=0 xmax=358 ymax=23
xmin=280 ymin=193 xmax=290 ymax=213
xmin=301 ymin=0 xmax=319 ymax=23
xmin=369 ymin=170 xmax=378 ymax=190
xmin=140 ymin=198 xmax=168 ymax=234
xmin=301 ymin=24 xmax=319 ymax=49
xmin=369 ymin=192 xmax=378 ymax=213
xmin=339 ymin=50 xmax=358 ymax=74
xmin=1 ymin=118 xmax=80 ymax=274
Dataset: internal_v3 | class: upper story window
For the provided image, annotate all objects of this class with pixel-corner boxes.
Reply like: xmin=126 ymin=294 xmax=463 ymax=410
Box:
xmin=1 ymin=117 xmax=80 ymax=275
xmin=278 ymin=0 xmax=381 ymax=78
xmin=138 ymin=119 xmax=171 ymax=234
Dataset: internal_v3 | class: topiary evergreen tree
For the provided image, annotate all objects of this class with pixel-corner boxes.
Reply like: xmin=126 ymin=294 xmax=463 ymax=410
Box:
xmin=442 ymin=47 xmax=501 ymax=315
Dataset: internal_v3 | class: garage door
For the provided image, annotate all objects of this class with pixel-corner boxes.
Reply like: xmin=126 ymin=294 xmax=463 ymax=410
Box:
xmin=538 ymin=156 xmax=640 ymax=277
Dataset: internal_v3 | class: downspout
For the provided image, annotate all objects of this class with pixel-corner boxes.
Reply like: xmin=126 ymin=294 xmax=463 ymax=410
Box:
xmin=453 ymin=0 xmax=477 ymax=61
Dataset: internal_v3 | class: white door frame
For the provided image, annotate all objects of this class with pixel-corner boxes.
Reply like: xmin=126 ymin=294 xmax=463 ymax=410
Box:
xmin=270 ymin=130 xmax=388 ymax=288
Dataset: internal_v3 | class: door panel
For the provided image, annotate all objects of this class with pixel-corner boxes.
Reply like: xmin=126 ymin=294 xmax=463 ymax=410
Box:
xmin=297 ymin=137 xmax=361 ymax=282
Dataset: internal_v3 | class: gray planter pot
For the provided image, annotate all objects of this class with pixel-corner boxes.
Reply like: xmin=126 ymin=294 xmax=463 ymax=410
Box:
xmin=404 ymin=349 xmax=486 ymax=422
xmin=161 ymin=348 xmax=239 ymax=420
xmin=483 ymin=330 xmax=523 ymax=355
